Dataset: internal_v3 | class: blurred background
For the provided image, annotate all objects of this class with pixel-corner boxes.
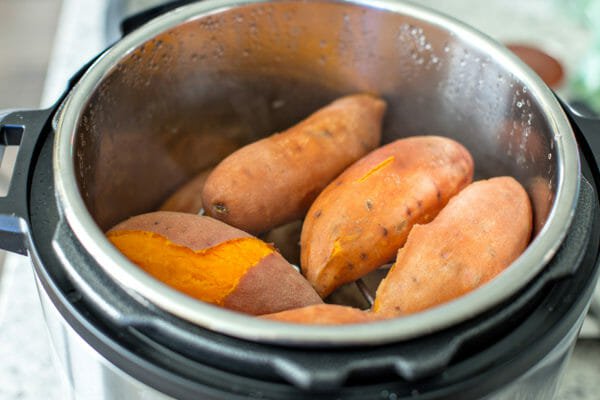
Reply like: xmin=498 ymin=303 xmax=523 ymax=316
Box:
xmin=0 ymin=0 xmax=60 ymax=109
xmin=0 ymin=0 xmax=598 ymax=399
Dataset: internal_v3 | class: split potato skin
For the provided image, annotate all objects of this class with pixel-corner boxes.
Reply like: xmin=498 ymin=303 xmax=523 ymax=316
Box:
xmin=301 ymin=136 xmax=474 ymax=298
xmin=261 ymin=304 xmax=378 ymax=325
xmin=107 ymin=211 xmax=322 ymax=315
xmin=373 ymin=177 xmax=532 ymax=316
xmin=202 ymin=94 xmax=387 ymax=235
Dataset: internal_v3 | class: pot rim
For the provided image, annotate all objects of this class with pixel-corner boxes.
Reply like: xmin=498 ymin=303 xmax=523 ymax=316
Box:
xmin=53 ymin=0 xmax=580 ymax=346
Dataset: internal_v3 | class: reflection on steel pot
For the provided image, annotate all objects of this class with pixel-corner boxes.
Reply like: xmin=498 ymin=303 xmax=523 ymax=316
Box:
xmin=0 ymin=0 xmax=599 ymax=399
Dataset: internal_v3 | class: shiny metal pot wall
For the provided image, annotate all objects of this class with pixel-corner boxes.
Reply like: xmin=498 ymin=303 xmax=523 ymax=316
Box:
xmin=54 ymin=0 xmax=579 ymax=345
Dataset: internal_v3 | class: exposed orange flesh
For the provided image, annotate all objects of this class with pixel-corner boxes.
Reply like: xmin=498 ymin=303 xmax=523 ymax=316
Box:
xmin=357 ymin=156 xmax=395 ymax=183
xmin=107 ymin=230 xmax=273 ymax=304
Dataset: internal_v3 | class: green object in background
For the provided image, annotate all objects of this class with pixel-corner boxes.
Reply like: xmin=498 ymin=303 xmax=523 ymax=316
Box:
xmin=571 ymin=48 xmax=600 ymax=112
xmin=563 ymin=0 xmax=600 ymax=112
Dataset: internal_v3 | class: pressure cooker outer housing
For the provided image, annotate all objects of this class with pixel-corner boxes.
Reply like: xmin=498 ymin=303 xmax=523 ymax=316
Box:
xmin=52 ymin=0 xmax=581 ymax=345
xmin=16 ymin=100 xmax=600 ymax=396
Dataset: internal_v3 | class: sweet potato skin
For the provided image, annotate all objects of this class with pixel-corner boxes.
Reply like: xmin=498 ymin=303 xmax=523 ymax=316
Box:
xmin=202 ymin=94 xmax=386 ymax=234
xmin=261 ymin=304 xmax=377 ymax=325
xmin=301 ymin=136 xmax=474 ymax=297
xmin=107 ymin=211 xmax=322 ymax=314
xmin=159 ymin=168 xmax=213 ymax=214
xmin=373 ymin=177 xmax=532 ymax=316
xmin=108 ymin=211 xmax=251 ymax=250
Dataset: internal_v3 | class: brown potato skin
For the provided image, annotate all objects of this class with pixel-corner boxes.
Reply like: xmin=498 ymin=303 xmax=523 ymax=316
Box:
xmin=301 ymin=136 xmax=474 ymax=298
xmin=202 ymin=94 xmax=386 ymax=234
xmin=373 ymin=177 xmax=532 ymax=316
xmin=108 ymin=211 xmax=322 ymax=315
xmin=159 ymin=168 xmax=213 ymax=214
xmin=261 ymin=304 xmax=377 ymax=325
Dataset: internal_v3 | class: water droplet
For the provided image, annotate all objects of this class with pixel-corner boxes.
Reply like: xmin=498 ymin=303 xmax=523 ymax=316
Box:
xmin=410 ymin=26 xmax=422 ymax=36
xmin=548 ymin=153 xmax=552 ymax=160
xmin=271 ymin=99 xmax=285 ymax=109
xmin=516 ymin=101 xmax=523 ymax=108
xmin=443 ymin=44 xmax=450 ymax=52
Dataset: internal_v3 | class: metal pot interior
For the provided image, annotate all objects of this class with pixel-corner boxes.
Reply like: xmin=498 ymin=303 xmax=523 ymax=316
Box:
xmin=55 ymin=0 xmax=579 ymax=345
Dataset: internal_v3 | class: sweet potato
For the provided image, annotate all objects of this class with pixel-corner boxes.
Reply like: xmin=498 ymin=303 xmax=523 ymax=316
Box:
xmin=107 ymin=211 xmax=322 ymax=315
xmin=261 ymin=304 xmax=377 ymax=325
xmin=202 ymin=94 xmax=386 ymax=234
xmin=373 ymin=177 xmax=532 ymax=316
xmin=159 ymin=168 xmax=213 ymax=213
xmin=301 ymin=136 xmax=474 ymax=297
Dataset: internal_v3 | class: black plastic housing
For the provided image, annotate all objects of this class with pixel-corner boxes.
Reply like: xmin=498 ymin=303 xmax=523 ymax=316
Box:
xmin=17 ymin=104 xmax=600 ymax=399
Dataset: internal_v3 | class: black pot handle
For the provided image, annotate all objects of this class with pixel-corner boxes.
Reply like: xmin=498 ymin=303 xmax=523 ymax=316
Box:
xmin=561 ymin=101 xmax=600 ymax=188
xmin=0 ymin=108 xmax=54 ymax=254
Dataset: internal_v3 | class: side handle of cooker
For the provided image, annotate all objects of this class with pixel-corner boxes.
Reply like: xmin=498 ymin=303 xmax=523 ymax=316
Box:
xmin=561 ymin=101 xmax=600 ymax=189
xmin=541 ymin=175 xmax=595 ymax=281
xmin=0 ymin=108 xmax=54 ymax=254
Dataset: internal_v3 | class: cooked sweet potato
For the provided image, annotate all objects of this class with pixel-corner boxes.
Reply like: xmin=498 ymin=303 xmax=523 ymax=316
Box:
xmin=107 ymin=211 xmax=322 ymax=315
xmin=373 ymin=177 xmax=532 ymax=316
xmin=159 ymin=168 xmax=213 ymax=213
xmin=301 ymin=136 xmax=474 ymax=298
xmin=202 ymin=94 xmax=386 ymax=234
xmin=261 ymin=304 xmax=377 ymax=325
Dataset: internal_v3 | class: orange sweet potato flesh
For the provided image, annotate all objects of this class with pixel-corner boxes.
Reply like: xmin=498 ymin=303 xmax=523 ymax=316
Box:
xmin=373 ymin=177 xmax=532 ymax=316
xmin=107 ymin=211 xmax=322 ymax=315
xmin=202 ymin=94 xmax=386 ymax=234
xmin=159 ymin=168 xmax=213 ymax=213
xmin=261 ymin=304 xmax=378 ymax=325
xmin=301 ymin=136 xmax=474 ymax=298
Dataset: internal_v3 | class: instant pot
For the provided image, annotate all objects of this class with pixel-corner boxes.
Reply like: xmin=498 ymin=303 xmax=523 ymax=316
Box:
xmin=1 ymin=0 xmax=600 ymax=398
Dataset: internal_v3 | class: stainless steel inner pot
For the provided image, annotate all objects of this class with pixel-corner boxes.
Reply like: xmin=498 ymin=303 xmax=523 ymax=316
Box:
xmin=53 ymin=0 xmax=579 ymax=346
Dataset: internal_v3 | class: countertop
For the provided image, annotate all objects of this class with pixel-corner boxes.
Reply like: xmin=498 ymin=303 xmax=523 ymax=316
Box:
xmin=0 ymin=0 xmax=599 ymax=399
